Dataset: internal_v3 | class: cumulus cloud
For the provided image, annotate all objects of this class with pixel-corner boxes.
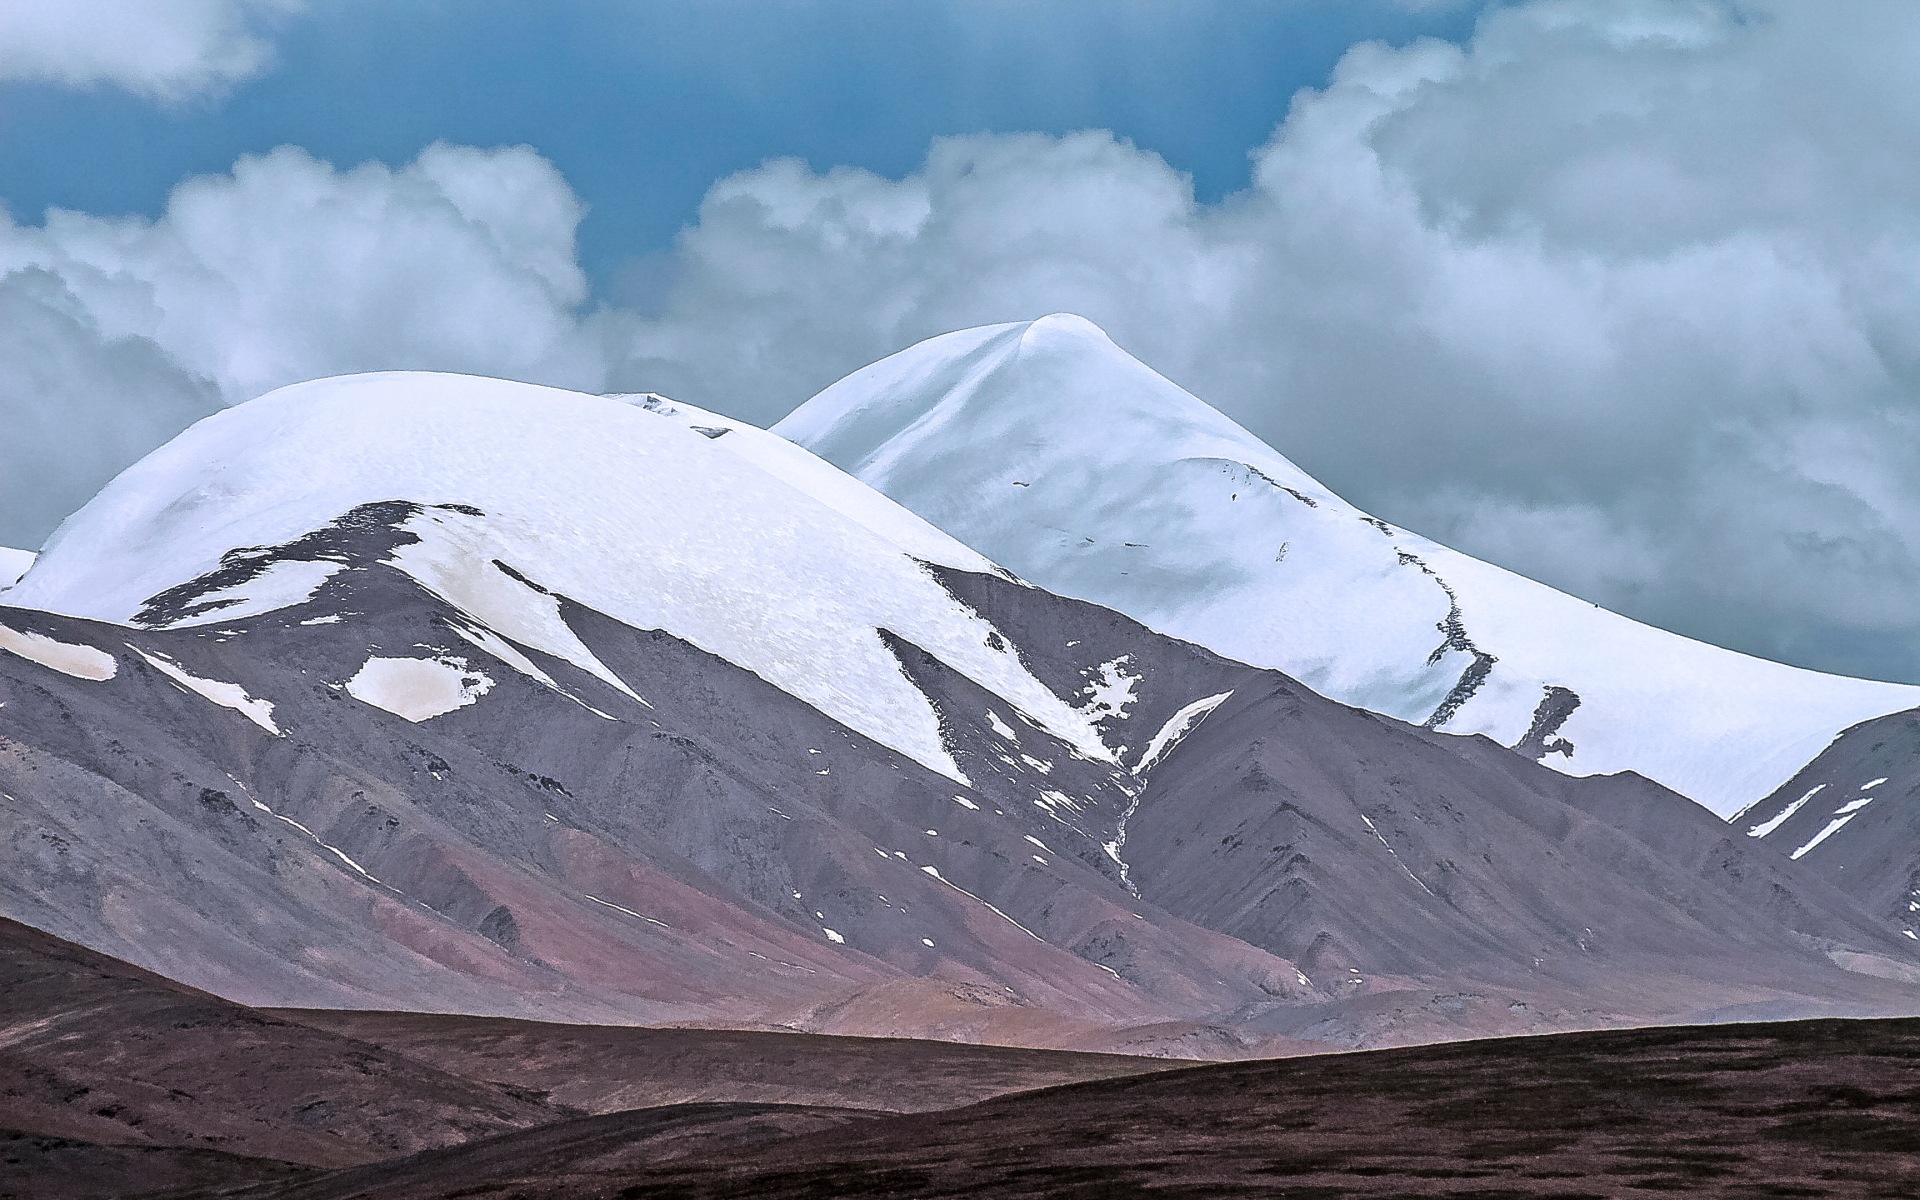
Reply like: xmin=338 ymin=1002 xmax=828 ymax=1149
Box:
xmin=615 ymin=0 xmax=1920 ymax=681
xmin=0 ymin=269 xmax=219 ymax=551
xmin=0 ymin=142 xmax=612 ymax=549
xmin=0 ymin=0 xmax=300 ymax=101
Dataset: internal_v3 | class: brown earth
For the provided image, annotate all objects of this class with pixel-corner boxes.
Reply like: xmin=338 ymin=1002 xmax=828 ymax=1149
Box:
xmin=203 ymin=1016 xmax=1920 ymax=1200
xmin=269 ymin=1009 xmax=1194 ymax=1116
xmin=0 ymin=914 xmax=1183 ymax=1199
xmin=0 ymin=916 xmax=554 ymax=1177
xmin=5 ymin=817 xmax=1919 ymax=1199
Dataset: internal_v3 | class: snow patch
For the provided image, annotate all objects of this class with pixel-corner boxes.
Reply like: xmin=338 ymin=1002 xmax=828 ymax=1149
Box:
xmin=1136 ymin=691 xmax=1234 ymax=774
xmin=228 ymin=778 xmax=373 ymax=879
xmin=1792 ymin=812 xmax=1865 ymax=860
xmin=918 ymin=864 xmax=1044 ymax=941
xmin=0 ymin=624 xmax=116 ymax=681
xmin=1748 ymin=785 xmax=1823 ymax=838
xmin=390 ymin=510 xmax=647 ymax=708
xmin=1360 ymin=812 xmax=1437 ymax=898
xmin=130 ymin=647 xmax=278 ymax=734
xmin=1081 ymin=656 xmax=1140 ymax=721
xmin=345 ymin=655 xmax=493 ymax=722
xmin=584 ymin=894 xmax=671 ymax=928
xmin=158 ymin=559 xmax=344 ymax=628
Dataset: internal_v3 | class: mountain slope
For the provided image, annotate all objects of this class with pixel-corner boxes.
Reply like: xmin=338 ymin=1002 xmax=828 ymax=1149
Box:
xmin=936 ymin=563 xmax=1920 ymax=1045
xmin=775 ymin=315 xmax=1920 ymax=818
xmin=0 ymin=915 xmax=1187 ymax=1200
xmin=0 ymin=372 xmax=1312 ymax=1050
xmin=1734 ymin=710 xmax=1920 ymax=948
xmin=530 ymin=1018 xmax=1920 ymax=1200
xmin=0 ymin=913 xmax=556 ymax=1174
xmin=1 ymin=370 xmax=1914 ymax=1054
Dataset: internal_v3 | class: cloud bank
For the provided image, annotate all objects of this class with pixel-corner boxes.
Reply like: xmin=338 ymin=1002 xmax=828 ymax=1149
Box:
xmin=0 ymin=142 xmax=609 ymax=543
xmin=8 ymin=0 xmax=1920 ymax=683
xmin=0 ymin=0 xmax=299 ymax=101
xmin=625 ymin=0 xmax=1920 ymax=682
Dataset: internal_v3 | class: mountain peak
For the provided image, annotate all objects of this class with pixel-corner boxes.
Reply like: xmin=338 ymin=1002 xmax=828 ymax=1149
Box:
xmin=1016 ymin=311 xmax=1115 ymax=348
xmin=781 ymin=325 xmax=1920 ymax=817
xmin=776 ymin=318 xmax=1302 ymax=501
xmin=8 ymin=370 xmax=1118 ymax=785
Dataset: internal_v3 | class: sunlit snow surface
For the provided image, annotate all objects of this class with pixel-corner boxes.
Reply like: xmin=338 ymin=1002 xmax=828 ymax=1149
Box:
xmin=0 ymin=623 xmax=116 ymax=681
xmin=346 ymin=655 xmax=494 ymax=723
xmin=157 ymin=559 xmax=345 ymax=628
xmin=0 ymin=548 xmax=33 ymax=591
xmin=777 ymin=315 xmax=1920 ymax=817
xmin=129 ymin=647 xmax=279 ymax=734
xmin=9 ymin=372 xmax=1114 ymax=783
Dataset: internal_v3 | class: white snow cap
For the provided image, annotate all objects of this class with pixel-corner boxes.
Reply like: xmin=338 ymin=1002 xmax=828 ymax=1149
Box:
xmin=0 ymin=547 xmax=34 ymax=590
xmin=11 ymin=372 xmax=1116 ymax=783
xmin=777 ymin=315 xmax=1920 ymax=817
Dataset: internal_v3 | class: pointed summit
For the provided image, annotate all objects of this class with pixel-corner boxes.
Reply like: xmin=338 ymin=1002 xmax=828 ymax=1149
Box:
xmin=779 ymin=314 xmax=1284 ymax=496
xmin=780 ymin=321 xmax=1920 ymax=817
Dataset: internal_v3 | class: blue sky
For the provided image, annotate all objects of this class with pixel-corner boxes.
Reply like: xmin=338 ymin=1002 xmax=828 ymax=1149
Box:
xmin=0 ymin=1 xmax=1477 ymax=299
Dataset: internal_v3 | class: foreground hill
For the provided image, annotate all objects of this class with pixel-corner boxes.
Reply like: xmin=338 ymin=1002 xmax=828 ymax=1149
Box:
xmin=2 ymin=916 xmax=1912 ymax=1200
xmin=0 ymin=915 xmax=1172 ymax=1200
xmin=0 ymin=913 xmax=556 ymax=1196
xmin=0 ymin=371 xmax=1915 ymax=1053
xmin=777 ymin=314 xmax=1920 ymax=818
xmin=208 ymin=1018 xmax=1920 ymax=1200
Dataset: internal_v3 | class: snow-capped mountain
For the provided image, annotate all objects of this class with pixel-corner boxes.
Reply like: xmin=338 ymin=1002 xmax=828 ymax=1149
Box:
xmin=8 ymin=373 xmax=1119 ymax=788
xmin=3 ymin=368 xmax=1916 ymax=1052
xmin=0 ymin=372 xmax=1301 ymax=1049
xmin=776 ymin=315 xmax=1920 ymax=818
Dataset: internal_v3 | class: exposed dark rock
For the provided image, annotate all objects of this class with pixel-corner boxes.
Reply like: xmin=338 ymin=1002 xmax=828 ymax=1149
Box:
xmin=1513 ymin=684 xmax=1582 ymax=760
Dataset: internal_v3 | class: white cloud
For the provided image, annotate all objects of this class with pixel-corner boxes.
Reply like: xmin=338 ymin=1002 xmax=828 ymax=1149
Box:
xmin=0 ymin=0 xmax=300 ymax=102
xmin=0 ymin=142 xmax=611 ymax=548
xmin=0 ymin=268 xmax=218 ymax=554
